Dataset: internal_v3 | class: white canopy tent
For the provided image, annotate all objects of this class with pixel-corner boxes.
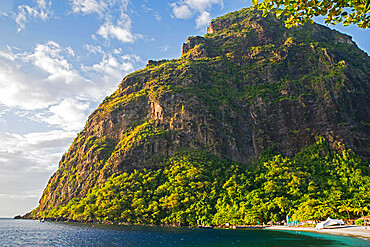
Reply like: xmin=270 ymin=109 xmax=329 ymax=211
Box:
xmin=315 ymin=217 xmax=344 ymax=229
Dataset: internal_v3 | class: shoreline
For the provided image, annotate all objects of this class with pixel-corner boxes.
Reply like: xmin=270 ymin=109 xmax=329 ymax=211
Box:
xmin=13 ymin=217 xmax=370 ymax=241
xmin=266 ymin=225 xmax=370 ymax=241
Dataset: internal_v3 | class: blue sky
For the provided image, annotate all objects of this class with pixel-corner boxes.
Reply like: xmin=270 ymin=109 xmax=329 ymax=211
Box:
xmin=0 ymin=0 xmax=368 ymax=217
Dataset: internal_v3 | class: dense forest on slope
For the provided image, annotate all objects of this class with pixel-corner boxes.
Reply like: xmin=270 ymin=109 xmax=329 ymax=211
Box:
xmin=28 ymin=8 xmax=370 ymax=222
xmin=33 ymin=138 xmax=369 ymax=225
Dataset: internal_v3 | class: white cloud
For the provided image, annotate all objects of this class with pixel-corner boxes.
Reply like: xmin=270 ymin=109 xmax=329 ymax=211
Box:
xmin=0 ymin=43 xmax=86 ymax=109
xmin=66 ymin=47 xmax=76 ymax=57
xmin=141 ymin=4 xmax=162 ymax=21
xmin=196 ymin=11 xmax=211 ymax=29
xmin=0 ymin=46 xmax=17 ymax=61
xmin=37 ymin=0 xmax=47 ymax=9
xmin=0 ymin=41 xmax=139 ymax=114
xmin=70 ymin=0 xmax=136 ymax=43
xmin=82 ymin=53 xmax=135 ymax=85
xmin=85 ymin=44 xmax=104 ymax=54
xmin=0 ymin=193 xmax=40 ymax=199
xmin=121 ymin=54 xmax=141 ymax=62
xmin=154 ymin=12 xmax=162 ymax=21
xmin=0 ymin=41 xmax=142 ymax=137
xmin=0 ymin=130 xmax=74 ymax=153
xmin=141 ymin=4 xmax=153 ymax=12
xmin=97 ymin=22 xmax=135 ymax=43
xmin=185 ymin=0 xmax=222 ymax=12
xmin=0 ymin=130 xmax=76 ymax=170
xmin=70 ymin=0 xmax=108 ymax=17
xmin=0 ymin=107 xmax=9 ymax=118
xmin=96 ymin=12 xmax=140 ymax=43
xmin=113 ymin=48 xmax=122 ymax=54
xmin=0 ymin=129 xmax=77 ymax=216
xmin=0 ymin=54 xmax=56 ymax=110
xmin=26 ymin=41 xmax=80 ymax=84
xmin=85 ymin=44 xmax=123 ymax=56
xmin=70 ymin=0 xmax=129 ymax=16
xmin=171 ymin=3 xmax=193 ymax=19
xmin=13 ymin=0 xmax=53 ymax=32
xmin=170 ymin=0 xmax=222 ymax=28
xmin=37 ymin=98 xmax=90 ymax=131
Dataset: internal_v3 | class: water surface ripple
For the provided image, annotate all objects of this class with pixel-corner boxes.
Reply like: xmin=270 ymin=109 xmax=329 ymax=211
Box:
xmin=1 ymin=219 xmax=369 ymax=246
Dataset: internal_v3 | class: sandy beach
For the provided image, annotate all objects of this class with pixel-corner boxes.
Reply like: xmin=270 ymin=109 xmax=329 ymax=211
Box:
xmin=267 ymin=225 xmax=370 ymax=241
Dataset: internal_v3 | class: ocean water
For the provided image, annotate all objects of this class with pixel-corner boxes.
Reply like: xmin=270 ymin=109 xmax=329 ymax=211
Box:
xmin=0 ymin=219 xmax=369 ymax=246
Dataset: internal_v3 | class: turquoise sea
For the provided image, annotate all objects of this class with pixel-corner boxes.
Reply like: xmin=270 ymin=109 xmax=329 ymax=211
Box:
xmin=0 ymin=219 xmax=369 ymax=246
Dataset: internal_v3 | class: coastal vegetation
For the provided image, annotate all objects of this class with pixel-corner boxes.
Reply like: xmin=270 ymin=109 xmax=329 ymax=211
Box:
xmin=35 ymin=138 xmax=369 ymax=226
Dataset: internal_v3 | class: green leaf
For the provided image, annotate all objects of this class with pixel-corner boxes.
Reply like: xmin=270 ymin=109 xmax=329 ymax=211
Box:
xmin=275 ymin=9 xmax=284 ymax=19
xmin=365 ymin=0 xmax=370 ymax=12
xmin=262 ymin=9 xmax=268 ymax=17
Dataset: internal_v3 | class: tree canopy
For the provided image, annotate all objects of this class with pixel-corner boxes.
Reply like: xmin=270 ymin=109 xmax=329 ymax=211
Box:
xmin=32 ymin=138 xmax=370 ymax=226
xmin=252 ymin=0 xmax=370 ymax=29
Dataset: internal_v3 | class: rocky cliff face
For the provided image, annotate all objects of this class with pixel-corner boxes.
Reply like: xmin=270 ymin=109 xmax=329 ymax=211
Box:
xmin=33 ymin=8 xmax=369 ymax=214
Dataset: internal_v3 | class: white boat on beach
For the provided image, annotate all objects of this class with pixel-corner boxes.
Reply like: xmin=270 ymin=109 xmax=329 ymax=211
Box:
xmin=316 ymin=217 xmax=344 ymax=229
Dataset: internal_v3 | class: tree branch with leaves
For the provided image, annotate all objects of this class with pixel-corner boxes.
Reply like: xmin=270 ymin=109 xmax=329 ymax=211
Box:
xmin=252 ymin=0 xmax=370 ymax=29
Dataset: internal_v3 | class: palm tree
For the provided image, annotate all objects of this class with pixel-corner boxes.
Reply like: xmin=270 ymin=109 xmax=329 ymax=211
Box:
xmin=352 ymin=198 xmax=369 ymax=226
xmin=338 ymin=200 xmax=353 ymax=222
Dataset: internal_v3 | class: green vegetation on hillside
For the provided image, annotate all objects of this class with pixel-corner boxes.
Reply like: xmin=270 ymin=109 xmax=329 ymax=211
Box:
xmin=36 ymin=138 xmax=369 ymax=225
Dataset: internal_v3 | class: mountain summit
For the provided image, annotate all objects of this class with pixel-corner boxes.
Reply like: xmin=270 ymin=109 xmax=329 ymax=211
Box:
xmin=28 ymin=8 xmax=369 ymax=224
